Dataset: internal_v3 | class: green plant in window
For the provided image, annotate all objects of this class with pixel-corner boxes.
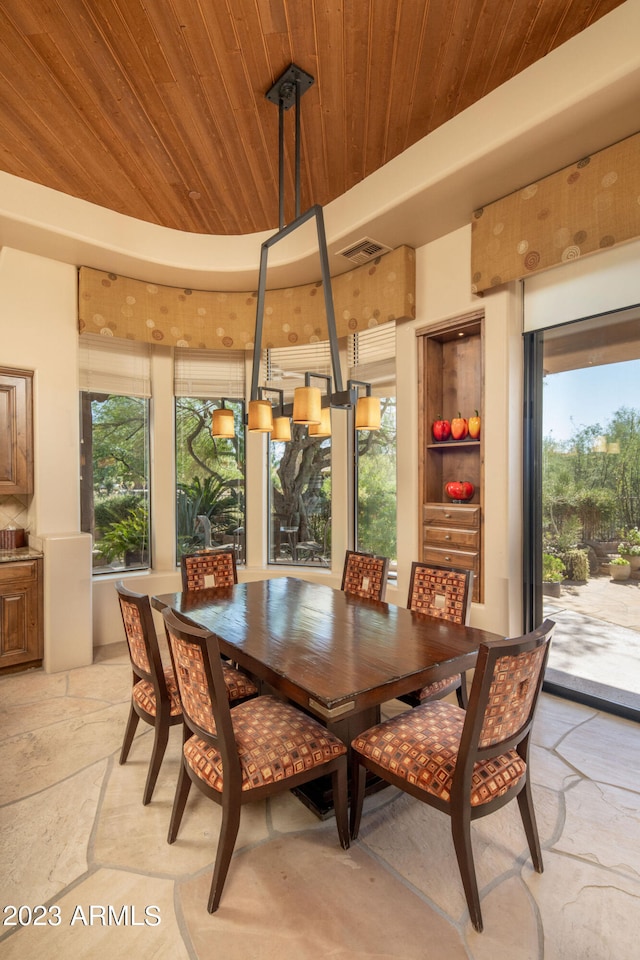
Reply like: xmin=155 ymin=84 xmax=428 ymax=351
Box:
xmin=176 ymin=474 xmax=242 ymax=552
xmin=97 ymin=502 xmax=149 ymax=565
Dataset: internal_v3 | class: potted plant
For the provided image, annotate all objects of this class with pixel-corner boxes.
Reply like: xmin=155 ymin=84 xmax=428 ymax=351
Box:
xmin=542 ymin=553 xmax=565 ymax=597
xmin=618 ymin=528 xmax=640 ymax=571
xmin=609 ymin=556 xmax=631 ymax=581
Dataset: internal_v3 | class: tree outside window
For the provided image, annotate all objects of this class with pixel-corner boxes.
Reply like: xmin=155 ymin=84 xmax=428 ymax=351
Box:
xmin=355 ymin=396 xmax=397 ymax=561
xmin=269 ymin=426 xmax=331 ymax=565
xmin=80 ymin=393 xmax=151 ymax=573
xmin=175 ymin=398 xmax=246 ymax=561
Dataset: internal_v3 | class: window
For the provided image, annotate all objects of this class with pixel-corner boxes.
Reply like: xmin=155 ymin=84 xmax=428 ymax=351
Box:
xmin=174 ymin=349 xmax=246 ymax=562
xmin=350 ymin=324 xmax=397 ymax=563
xmin=79 ymin=336 xmax=151 ymax=574
xmin=266 ymin=345 xmax=332 ymax=565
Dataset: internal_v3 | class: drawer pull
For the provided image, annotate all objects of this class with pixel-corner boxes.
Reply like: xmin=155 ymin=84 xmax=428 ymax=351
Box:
xmin=445 ymin=555 xmax=451 ymax=561
xmin=445 ymin=534 xmax=451 ymax=540
xmin=444 ymin=513 xmax=451 ymax=518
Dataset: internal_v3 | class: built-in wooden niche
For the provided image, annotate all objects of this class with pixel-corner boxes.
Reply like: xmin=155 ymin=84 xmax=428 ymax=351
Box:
xmin=418 ymin=315 xmax=484 ymax=602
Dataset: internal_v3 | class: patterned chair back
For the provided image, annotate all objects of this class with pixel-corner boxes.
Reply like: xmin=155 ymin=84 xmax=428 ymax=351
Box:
xmin=116 ymin=581 xmax=165 ymax=691
xmin=341 ymin=550 xmax=389 ymax=601
xmin=407 ymin=563 xmax=473 ymax=624
xmin=181 ymin=549 xmax=238 ymax=592
xmin=460 ymin=620 xmax=555 ymax=764
xmin=163 ymin=608 xmax=237 ymax=755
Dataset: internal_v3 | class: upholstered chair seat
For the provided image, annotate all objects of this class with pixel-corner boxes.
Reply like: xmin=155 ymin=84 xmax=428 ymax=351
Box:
xmin=131 ymin=668 xmax=182 ymax=718
xmin=184 ymin=695 xmax=347 ymax=793
xmin=352 ymin=700 xmax=526 ymax=806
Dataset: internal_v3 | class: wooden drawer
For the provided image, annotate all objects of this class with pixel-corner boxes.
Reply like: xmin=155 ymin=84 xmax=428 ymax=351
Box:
xmin=423 ymin=524 xmax=479 ymax=550
xmin=423 ymin=503 xmax=480 ymax=529
xmin=422 ymin=545 xmax=479 ymax=577
xmin=0 ymin=559 xmax=39 ymax=586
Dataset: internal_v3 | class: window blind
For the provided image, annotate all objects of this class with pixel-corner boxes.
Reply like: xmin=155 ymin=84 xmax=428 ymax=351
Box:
xmin=174 ymin=348 xmax=246 ymax=399
xmin=265 ymin=342 xmax=332 ymax=402
xmin=79 ymin=333 xmax=151 ymax=398
xmin=348 ymin=322 xmax=396 ymax=396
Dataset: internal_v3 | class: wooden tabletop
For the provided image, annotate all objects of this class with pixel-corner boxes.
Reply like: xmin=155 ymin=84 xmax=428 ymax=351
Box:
xmin=153 ymin=577 xmax=501 ymax=722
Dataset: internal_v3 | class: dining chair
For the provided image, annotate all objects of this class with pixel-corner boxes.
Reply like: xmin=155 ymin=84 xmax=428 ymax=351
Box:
xmin=117 ymin=583 xmax=258 ymax=803
xmin=399 ymin=563 xmax=474 ymax=708
xmin=116 ymin=581 xmax=184 ymax=805
xmin=163 ymin=607 xmax=349 ymax=913
xmin=341 ymin=549 xmax=389 ymax=601
xmin=180 ymin=547 xmax=237 ymax=591
xmin=350 ymin=618 xmax=555 ymax=933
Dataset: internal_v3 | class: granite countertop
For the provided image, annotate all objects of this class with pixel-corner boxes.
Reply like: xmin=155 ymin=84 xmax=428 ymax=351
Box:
xmin=0 ymin=546 xmax=44 ymax=562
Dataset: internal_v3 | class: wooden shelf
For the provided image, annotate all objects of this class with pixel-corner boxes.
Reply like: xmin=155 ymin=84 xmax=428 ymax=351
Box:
xmin=426 ymin=440 xmax=481 ymax=451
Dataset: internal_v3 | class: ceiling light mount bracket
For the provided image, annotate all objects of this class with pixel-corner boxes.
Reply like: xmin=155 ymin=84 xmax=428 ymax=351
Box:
xmin=265 ymin=64 xmax=314 ymax=110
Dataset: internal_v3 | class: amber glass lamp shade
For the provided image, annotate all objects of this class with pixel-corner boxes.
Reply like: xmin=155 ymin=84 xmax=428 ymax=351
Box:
xmin=211 ymin=408 xmax=235 ymax=438
xmin=308 ymin=406 xmax=331 ymax=437
xmin=292 ymin=385 xmax=322 ymax=424
xmin=271 ymin=416 xmax=291 ymax=442
xmin=355 ymin=395 xmax=381 ymax=431
xmin=247 ymin=399 xmax=273 ymax=432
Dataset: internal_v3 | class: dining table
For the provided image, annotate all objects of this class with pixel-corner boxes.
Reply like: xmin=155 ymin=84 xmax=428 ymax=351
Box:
xmin=152 ymin=576 xmax=502 ymax=816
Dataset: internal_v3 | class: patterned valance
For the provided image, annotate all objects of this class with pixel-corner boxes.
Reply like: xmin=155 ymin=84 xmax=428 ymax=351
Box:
xmin=78 ymin=245 xmax=415 ymax=350
xmin=471 ymin=131 xmax=640 ymax=294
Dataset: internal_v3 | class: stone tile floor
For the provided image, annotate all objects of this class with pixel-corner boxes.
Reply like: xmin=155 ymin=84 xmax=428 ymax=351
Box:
xmin=1 ymin=640 xmax=640 ymax=959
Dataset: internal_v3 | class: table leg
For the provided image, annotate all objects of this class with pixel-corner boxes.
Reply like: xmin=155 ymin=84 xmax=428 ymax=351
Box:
xmin=292 ymin=706 xmax=385 ymax=819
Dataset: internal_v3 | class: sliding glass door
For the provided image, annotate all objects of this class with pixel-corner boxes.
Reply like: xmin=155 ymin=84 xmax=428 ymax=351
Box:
xmin=524 ymin=307 xmax=640 ymax=718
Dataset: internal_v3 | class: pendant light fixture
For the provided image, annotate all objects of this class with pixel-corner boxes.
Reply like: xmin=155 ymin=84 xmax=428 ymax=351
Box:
xmin=308 ymin=406 xmax=332 ymax=437
xmin=350 ymin=380 xmax=382 ymax=431
xmin=211 ymin=404 xmax=235 ymax=438
xmin=247 ymin=399 xmax=273 ymax=432
xmin=247 ymin=64 xmax=380 ymax=435
xmin=257 ymin=387 xmax=291 ymax=441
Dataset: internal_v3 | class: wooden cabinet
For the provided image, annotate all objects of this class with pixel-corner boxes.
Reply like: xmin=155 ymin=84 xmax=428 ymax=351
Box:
xmin=0 ymin=558 xmax=43 ymax=671
xmin=422 ymin=503 xmax=481 ymax=590
xmin=0 ymin=367 xmax=34 ymax=495
xmin=418 ymin=316 xmax=484 ymax=602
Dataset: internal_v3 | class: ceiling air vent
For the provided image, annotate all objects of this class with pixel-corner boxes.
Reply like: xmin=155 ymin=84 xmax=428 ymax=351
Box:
xmin=335 ymin=237 xmax=393 ymax=264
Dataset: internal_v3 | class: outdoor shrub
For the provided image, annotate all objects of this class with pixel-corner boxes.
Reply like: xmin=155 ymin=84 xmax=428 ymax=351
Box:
xmin=94 ymin=492 xmax=145 ymax=531
xmin=543 ymin=553 xmax=565 ymax=582
xmin=561 ymin=548 xmax=589 ymax=582
xmin=97 ymin=503 xmax=149 ymax=563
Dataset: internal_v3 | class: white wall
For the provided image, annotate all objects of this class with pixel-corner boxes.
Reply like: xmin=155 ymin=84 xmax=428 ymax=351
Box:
xmin=0 ymin=248 xmax=93 ymax=669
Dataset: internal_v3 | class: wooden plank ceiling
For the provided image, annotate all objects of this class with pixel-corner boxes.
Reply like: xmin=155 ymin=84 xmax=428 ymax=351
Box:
xmin=0 ymin=0 xmax=625 ymax=237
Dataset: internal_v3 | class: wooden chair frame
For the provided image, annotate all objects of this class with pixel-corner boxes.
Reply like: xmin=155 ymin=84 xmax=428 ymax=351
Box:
xmin=163 ymin=607 xmax=350 ymax=913
xmin=351 ymin=619 xmax=555 ymax=932
xmin=116 ymin=581 xmax=183 ymax=805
